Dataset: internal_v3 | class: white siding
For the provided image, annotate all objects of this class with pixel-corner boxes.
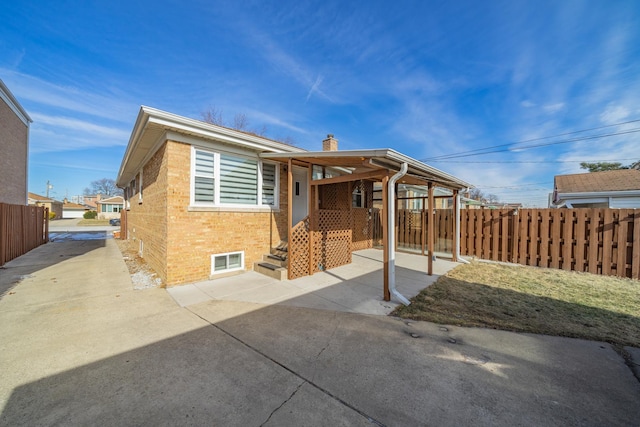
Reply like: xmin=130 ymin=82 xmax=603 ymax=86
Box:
xmin=610 ymin=197 xmax=640 ymax=209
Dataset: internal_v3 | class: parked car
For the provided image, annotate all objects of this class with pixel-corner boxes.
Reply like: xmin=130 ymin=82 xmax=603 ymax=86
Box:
xmin=109 ymin=218 xmax=121 ymax=226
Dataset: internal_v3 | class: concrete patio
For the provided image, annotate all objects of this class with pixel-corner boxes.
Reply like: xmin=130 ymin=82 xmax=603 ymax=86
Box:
xmin=167 ymin=249 xmax=460 ymax=314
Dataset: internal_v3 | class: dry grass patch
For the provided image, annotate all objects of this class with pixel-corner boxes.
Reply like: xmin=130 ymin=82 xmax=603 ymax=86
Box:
xmin=393 ymin=261 xmax=640 ymax=348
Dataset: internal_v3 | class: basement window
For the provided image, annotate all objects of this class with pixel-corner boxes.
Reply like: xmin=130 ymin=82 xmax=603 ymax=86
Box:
xmin=211 ymin=251 xmax=244 ymax=275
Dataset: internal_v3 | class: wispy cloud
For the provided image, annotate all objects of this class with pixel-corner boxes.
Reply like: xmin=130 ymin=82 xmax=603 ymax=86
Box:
xmin=599 ymin=103 xmax=631 ymax=125
xmin=240 ymin=29 xmax=335 ymax=103
xmin=305 ymin=75 xmax=324 ymax=103
xmin=246 ymin=109 xmax=309 ymax=135
xmin=30 ymin=113 xmax=130 ymax=140
xmin=0 ymin=69 xmax=135 ymax=123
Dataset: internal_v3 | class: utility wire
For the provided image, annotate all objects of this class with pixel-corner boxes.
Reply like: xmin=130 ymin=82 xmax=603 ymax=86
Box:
xmin=424 ymin=128 xmax=640 ymax=160
xmin=429 ymin=157 xmax=638 ymax=164
xmin=422 ymin=118 xmax=640 ymax=161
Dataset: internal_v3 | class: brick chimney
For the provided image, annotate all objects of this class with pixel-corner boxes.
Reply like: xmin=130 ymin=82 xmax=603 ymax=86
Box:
xmin=322 ymin=134 xmax=338 ymax=151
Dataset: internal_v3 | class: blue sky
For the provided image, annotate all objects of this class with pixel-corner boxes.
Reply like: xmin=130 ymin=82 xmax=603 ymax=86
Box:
xmin=1 ymin=1 xmax=639 ymax=206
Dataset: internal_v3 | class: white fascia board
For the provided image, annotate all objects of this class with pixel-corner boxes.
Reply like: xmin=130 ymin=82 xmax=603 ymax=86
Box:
xmin=0 ymin=79 xmax=32 ymax=126
xmin=142 ymin=106 xmax=304 ymax=154
xmin=385 ymin=149 xmax=473 ymax=189
xmin=117 ymin=107 xmax=151 ymax=187
xmin=117 ymin=105 xmax=306 ymax=187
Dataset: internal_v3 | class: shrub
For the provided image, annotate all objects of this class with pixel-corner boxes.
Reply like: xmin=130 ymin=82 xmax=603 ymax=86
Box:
xmin=83 ymin=210 xmax=97 ymax=219
xmin=49 ymin=212 xmax=56 ymax=220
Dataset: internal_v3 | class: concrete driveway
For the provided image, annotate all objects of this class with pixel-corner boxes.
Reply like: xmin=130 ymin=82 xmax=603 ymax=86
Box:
xmin=0 ymin=237 xmax=639 ymax=426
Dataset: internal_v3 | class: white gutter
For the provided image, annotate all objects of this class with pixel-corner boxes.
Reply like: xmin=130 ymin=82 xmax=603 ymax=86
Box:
xmin=388 ymin=162 xmax=411 ymax=306
xmin=555 ymin=189 xmax=640 ymax=201
xmin=455 ymin=192 xmax=470 ymax=264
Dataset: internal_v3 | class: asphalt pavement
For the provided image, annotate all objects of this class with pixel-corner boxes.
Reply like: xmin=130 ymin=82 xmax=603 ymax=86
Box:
xmin=0 ymin=233 xmax=638 ymax=426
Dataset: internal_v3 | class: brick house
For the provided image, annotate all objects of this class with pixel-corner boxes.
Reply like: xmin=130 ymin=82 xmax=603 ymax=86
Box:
xmin=0 ymin=79 xmax=32 ymax=205
xmin=117 ymin=107 xmax=471 ymax=302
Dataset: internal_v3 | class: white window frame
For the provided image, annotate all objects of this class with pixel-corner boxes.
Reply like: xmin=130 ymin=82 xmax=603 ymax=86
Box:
xmin=138 ymin=169 xmax=143 ymax=204
xmin=190 ymin=147 xmax=279 ymax=209
xmin=211 ymin=251 xmax=244 ymax=275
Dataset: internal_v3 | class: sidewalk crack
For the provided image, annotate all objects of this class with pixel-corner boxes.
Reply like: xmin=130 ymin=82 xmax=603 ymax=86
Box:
xmin=186 ymin=307 xmax=386 ymax=427
xmin=260 ymin=380 xmax=305 ymax=427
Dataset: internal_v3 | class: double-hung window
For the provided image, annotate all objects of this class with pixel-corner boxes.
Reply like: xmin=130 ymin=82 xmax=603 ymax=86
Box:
xmin=192 ymin=147 xmax=278 ymax=208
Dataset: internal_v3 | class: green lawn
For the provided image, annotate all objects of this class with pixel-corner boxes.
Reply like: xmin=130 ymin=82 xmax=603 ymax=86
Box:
xmin=393 ymin=261 xmax=640 ymax=349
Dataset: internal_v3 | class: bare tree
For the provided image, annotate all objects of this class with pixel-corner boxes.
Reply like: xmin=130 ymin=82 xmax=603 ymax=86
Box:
xmin=232 ymin=113 xmax=249 ymax=131
xmin=200 ymin=106 xmax=289 ymax=142
xmin=85 ymin=178 xmax=122 ymax=197
xmin=201 ymin=107 xmax=224 ymax=126
xmin=467 ymin=188 xmax=485 ymax=201
xmin=486 ymin=194 xmax=500 ymax=204
xmin=466 ymin=188 xmax=499 ymax=204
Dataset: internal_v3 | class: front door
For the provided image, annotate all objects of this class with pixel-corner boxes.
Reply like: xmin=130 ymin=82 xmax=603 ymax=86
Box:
xmin=292 ymin=167 xmax=308 ymax=225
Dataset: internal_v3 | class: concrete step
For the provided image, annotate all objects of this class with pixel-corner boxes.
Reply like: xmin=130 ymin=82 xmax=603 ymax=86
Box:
xmin=263 ymin=254 xmax=287 ymax=267
xmin=253 ymin=262 xmax=287 ymax=280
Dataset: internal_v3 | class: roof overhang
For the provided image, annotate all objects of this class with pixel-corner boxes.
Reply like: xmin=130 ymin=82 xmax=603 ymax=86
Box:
xmin=117 ymin=106 xmax=473 ymax=191
xmin=117 ymin=106 xmax=305 ymax=187
xmin=260 ymin=149 xmax=473 ymax=190
xmin=0 ymin=79 xmax=32 ymax=126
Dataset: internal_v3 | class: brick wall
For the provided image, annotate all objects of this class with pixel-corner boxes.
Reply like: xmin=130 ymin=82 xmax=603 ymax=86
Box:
xmin=125 ymin=140 xmax=289 ymax=286
xmin=0 ymin=99 xmax=28 ymax=205
xmin=164 ymin=141 xmax=287 ymax=285
xmin=126 ymin=142 xmax=169 ymax=283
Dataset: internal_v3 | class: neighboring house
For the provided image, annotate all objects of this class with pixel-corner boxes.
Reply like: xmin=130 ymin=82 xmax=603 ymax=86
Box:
xmin=96 ymin=196 xmax=124 ymax=219
xmin=0 ymin=79 xmax=32 ymax=205
xmin=551 ymin=169 xmax=640 ymax=208
xmin=116 ymin=106 xmax=471 ymax=294
xmin=62 ymin=199 xmax=89 ymax=218
xmin=81 ymin=194 xmax=102 ymax=209
xmin=28 ymin=192 xmax=63 ymax=219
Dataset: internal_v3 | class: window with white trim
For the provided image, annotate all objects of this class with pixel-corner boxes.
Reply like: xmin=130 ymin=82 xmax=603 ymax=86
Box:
xmin=194 ymin=150 xmax=216 ymax=203
xmin=211 ymin=251 xmax=244 ymax=275
xmin=191 ymin=148 xmax=278 ymax=208
xmin=261 ymin=163 xmax=276 ymax=205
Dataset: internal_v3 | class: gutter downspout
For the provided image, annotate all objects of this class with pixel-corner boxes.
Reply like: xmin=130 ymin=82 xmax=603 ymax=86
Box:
xmin=388 ymin=163 xmax=411 ymax=305
xmin=455 ymin=191 xmax=470 ymax=264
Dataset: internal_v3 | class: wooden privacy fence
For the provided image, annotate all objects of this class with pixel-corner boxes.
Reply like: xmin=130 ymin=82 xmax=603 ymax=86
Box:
xmin=0 ymin=203 xmax=49 ymax=266
xmin=373 ymin=209 xmax=456 ymax=254
xmin=396 ymin=209 xmax=455 ymax=254
xmin=461 ymin=208 xmax=640 ymax=279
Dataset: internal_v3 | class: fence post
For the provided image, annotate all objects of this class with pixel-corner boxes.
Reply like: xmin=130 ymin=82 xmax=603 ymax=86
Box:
xmin=632 ymin=210 xmax=640 ymax=280
xmin=511 ymin=208 xmax=519 ymax=263
xmin=44 ymin=207 xmax=49 ymax=243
